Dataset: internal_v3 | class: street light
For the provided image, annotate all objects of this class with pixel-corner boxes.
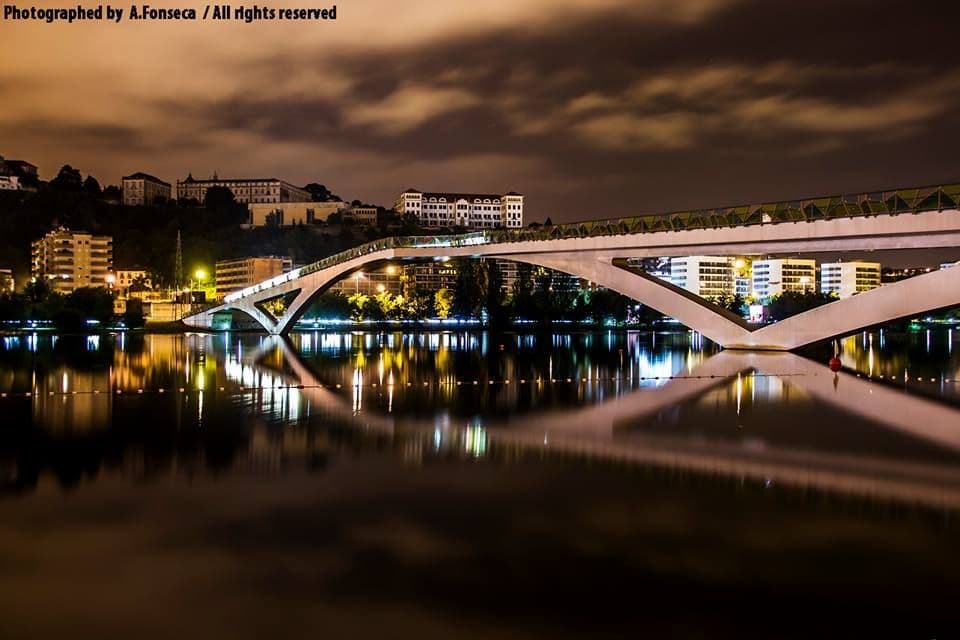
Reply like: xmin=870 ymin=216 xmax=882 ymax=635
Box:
xmin=355 ymin=271 xmax=364 ymax=294
xmin=799 ymin=275 xmax=811 ymax=292
xmin=195 ymin=269 xmax=207 ymax=282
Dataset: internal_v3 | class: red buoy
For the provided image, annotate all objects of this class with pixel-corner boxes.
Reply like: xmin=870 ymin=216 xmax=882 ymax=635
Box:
xmin=828 ymin=357 xmax=842 ymax=372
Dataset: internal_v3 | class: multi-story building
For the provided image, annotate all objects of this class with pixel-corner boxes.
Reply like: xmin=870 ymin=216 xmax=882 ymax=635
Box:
xmin=122 ymin=172 xmax=171 ymax=206
xmin=31 ymin=227 xmax=113 ymax=293
xmin=215 ymin=256 xmax=293 ymax=299
xmin=0 ymin=157 xmax=20 ymax=190
xmin=0 ymin=268 xmax=14 ymax=292
xmin=177 ymin=173 xmax=311 ymax=205
xmin=820 ymin=261 xmax=881 ymax=299
xmin=247 ymin=201 xmax=345 ymax=227
xmin=330 ymin=264 xmax=404 ymax=297
xmin=394 ymin=189 xmax=523 ymax=229
xmin=114 ymin=268 xmax=152 ymax=294
xmin=671 ymin=256 xmax=736 ymax=299
xmin=752 ymin=258 xmax=817 ymax=300
xmin=342 ymin=205 xmax=379 ymax=226
xmin=0 ymin=156 xmax=38 ymax=190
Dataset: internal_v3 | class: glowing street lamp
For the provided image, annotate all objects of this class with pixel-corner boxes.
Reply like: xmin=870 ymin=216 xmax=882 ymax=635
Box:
xmin=355 ymin=271 xmax=364 ymax=294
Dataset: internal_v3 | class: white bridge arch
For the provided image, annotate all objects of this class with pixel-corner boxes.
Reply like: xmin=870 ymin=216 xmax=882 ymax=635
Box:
xmin=184 ymin=189 xmax=960 ymax=351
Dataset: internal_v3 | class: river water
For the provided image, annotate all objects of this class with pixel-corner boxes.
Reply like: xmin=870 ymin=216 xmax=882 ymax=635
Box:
xmin=1 ymin=329 xmax=959 ymax=637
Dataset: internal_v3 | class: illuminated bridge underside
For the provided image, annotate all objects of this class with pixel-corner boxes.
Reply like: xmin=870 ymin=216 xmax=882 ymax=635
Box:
xmin=183 ymin=208 xmax=960 ymax=350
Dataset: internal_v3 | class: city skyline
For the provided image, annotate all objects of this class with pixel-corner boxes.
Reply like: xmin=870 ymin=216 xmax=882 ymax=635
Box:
xmin=2 ymin=0 xmax=960 ymax=223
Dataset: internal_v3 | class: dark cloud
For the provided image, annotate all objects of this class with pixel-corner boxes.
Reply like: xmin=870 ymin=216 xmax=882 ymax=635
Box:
xmin=5 ymin=0 xmax=960 ymax=220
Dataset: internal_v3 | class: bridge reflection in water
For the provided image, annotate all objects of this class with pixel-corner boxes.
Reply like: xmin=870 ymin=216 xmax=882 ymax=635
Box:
xmin=4 ymin=331 xmax=960 ymax=511
xmin=230 ymin=334 xmax=960 ymax=510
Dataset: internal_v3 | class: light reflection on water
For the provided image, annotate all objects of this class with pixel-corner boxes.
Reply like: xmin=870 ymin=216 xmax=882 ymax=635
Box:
xmin=2 ymin=330 xmax=960 ymax=636
xmin=0 ymin=329 xmax=957 ymax=506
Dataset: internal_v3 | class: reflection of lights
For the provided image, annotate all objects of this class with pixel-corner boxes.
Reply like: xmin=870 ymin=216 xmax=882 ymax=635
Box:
xmin=736 ymin=372 xmax=742 ymax=415
xmin=464 ymin=425 xmax=486 ymax=458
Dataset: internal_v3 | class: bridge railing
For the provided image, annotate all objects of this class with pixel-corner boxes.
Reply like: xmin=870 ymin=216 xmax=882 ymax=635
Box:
xmin=220 ymin=182 xmax=959 ymax=305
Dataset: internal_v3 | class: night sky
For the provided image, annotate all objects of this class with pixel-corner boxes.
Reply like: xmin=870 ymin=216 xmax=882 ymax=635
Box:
xmin=2 ymin=0 xmax=959 ymax=222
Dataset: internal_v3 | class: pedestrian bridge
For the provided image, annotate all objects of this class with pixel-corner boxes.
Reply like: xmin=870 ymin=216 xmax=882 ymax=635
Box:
xmin=183 ymin=183 xmax=960 ymax=350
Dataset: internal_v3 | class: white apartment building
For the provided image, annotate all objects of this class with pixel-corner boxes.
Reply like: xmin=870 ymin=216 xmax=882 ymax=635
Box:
xmin=820 ymin=261 xmax=881 ymax=299
xmin=248 ymin=201 xmax=345 ymax=227
xmin=215 ymin=256 xmax=293 ymax=299
xmin=671 ymin=256 xmax=736 ymax=298
xmin=122 ymin=172 xmax=171 ymax=206
xmin=752 ymin=258 xmax=817 ymax=300
xmin=31 ymin=227 xmax=113 ymax=294
xmin=394 ymin=189 xmax=524 ymax=229
xmin=178 ymin=174 xmax=311 ymax=205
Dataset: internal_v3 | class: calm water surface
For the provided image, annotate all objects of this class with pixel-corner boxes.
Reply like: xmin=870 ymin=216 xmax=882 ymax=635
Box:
xmin=1 ymin=329 xmax=960 ymax=638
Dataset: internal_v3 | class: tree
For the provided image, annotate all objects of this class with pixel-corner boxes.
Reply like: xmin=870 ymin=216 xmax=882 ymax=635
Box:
xmin=452 ymin=259 xmax=483 ymax=319
xmin=766 ymin=291 xmax=837 ymax=321
xmin=510 ymin=262 xmax=535 ymax=320
xmin=483 ymin=259 xmax=508 ymax=326
xmin=66 ymin=287 xmax=114 ymax=324
xmin=544 ymin=217 xmax=553 ymax=227
xmin=713 ymin=293 xmax=747 ymax=317
xmin=434 ymin=288 xmax=454 ymax=319
xmin=50 ymin=165 xmax=83 ymax=191
xmin=303 ymin=183 xmax=341 ymax=202
xmin=310 ymin=291 xmax=352 ymax=320
xmin=583 ymin=288 xmax=630 ymax=325
xmin=204 ymin=186 xmax=236 ymax=210
xmin=82 ymin=176 xmax=102 ymax=195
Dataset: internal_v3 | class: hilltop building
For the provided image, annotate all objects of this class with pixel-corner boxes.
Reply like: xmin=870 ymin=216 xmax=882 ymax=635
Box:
xmin=0 ymin=156 xmax=38 ymax=190
xmin=122 ymin=172 xmax=171 ymax=206
xmin=177 ymin=173 xmax=311 ymax=205
xmin=247 ymin=201 xmax=345 ymax=227
xmin=394 ymin=189 xmax=523 ymax=229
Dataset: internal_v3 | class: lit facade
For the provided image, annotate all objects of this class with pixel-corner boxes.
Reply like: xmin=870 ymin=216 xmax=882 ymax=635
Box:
xmin=248 ymin=201 xmax=345 ymax=227
xmin=330 ymin=265 xmax=404 ymax=296
xmin=122 ymin=172 xmax=171 ymax=206
xmin=177 ymin=174 xmax=311 ymax=205
xmin=215 ymin=256 xmax=293 ymax=299
xmin=31 ymin=227 xmax=113 ymax=293
xmin=820 ymin=261 xmax=881 ymax=299
xmin=752 ymin=258 xmax=817 ymax=299
xmin=394 ymin=189 xmax=523 ymax=229
xmin=114 ymin=268 xmax=152 ymax=294
xmin=0 ymin=268 xmax=13 ymax=292
xmin=671 ymin=256 xmax=736 ymax=298
xmin=343 ymin=205 xmax=378 ymax=225
xmin=0 ymin=155 xmax=35 ymax=190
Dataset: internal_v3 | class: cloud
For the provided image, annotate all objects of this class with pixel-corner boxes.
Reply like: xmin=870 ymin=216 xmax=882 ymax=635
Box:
xmin=573 ymin=113 xmax=698 ymax=150
xmin=346 ymin=85 xmax=480 ymax=134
